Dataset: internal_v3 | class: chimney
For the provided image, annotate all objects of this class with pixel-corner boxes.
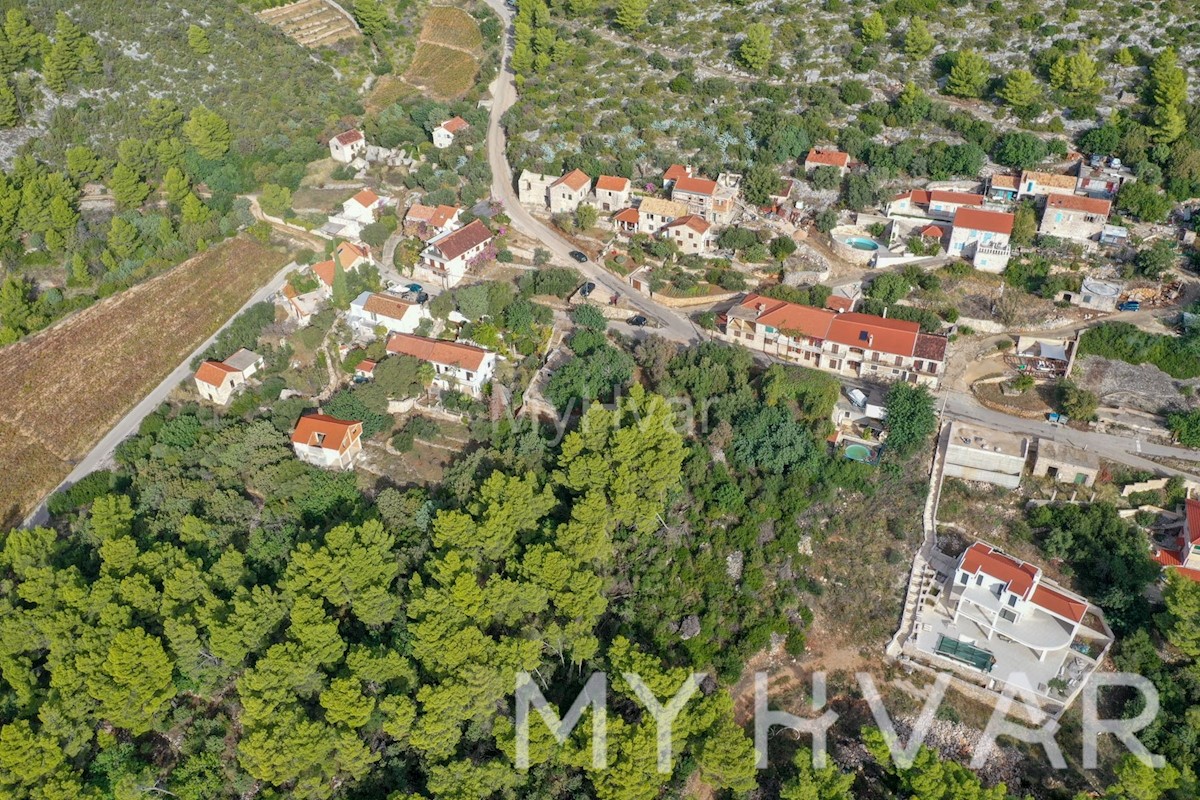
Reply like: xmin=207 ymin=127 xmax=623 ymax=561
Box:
xmin=756 ymin=302 xmax=766 ymax=314
xmin=868 ymin=333 xmax=874 ymax=347
xmin=882 ymin=306 xmax=888 ymax=318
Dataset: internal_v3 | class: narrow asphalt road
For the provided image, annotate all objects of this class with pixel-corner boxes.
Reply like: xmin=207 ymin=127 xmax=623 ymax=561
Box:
xmin=480 ymin=0 xmax=700 ymax=345
xmin=24 ymin=260 xmax=298 ymax=528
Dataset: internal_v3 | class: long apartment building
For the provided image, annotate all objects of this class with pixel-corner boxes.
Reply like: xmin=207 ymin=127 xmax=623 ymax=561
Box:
xmin=719 ymin=294 xmax=948 ymax=387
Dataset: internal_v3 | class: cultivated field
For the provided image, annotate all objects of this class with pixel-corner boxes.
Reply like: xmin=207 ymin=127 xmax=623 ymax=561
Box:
xmin=420 ymin=6 xmax=483 ymax=54
xmin=0 ymin=238 xmax=290 ymax=527
xmin=256 ymin=0 xmax=361 ymax=48
xmin=404 ymin=6 xmax=482 ymax=99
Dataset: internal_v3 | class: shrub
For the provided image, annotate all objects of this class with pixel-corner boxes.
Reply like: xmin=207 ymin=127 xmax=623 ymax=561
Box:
xmin=47 ymin=470 xmax=116 ymax=516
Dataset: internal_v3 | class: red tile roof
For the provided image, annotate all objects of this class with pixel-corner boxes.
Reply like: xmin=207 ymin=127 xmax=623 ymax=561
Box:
xmin=893 ymin=189 xmax=932 ymax=205
xmin=406 ymin=203 xmax=436 ymax=223
xmin=1032 ymin=584 xmax=1087 ymax=623
xmin=428 ymin=219 xmax=492 ymax=261
xmin=990 ymin=174 xmax=1020 ymax=190
xmin=553 ymin=169 xmax=591 ymax=192
xmin=596 ymin=175 xmax=630 ymax=192
xmin=960 ymin=543 xmax=1039 ymax=599
xmin=953 ymin=207 xmax=1014 ymax=235
xmin=824 ymin=295 xmax=854 ymax=313
xmin=362 ymin=293 xmax=419 ymax=321
xmin=312 ymin=259 xmax=337 ymax=289
xmin=1186 ymin=498 xmax=1200 ymax=546
xmin=439 ymin=116 xmax=469 ymax=134
xmin=663 ymin=214 xmax=711 ymax=234
xmin=827 ymin=312 xmax=920 ymax=356
xmin=673 ymin=175 xmax=717 ymax=196
xmin=356 ymin=359 xmax=377 ymax=374
xmin=1046 ymin=194 xmax=1113 ymax=216
xmin=351 ymin=189 xmax=380 ymax=208
xmin=386 ymin=334 xmax=488 ymax=371
xmin=195 ymin=360 xmax=240 ymax=387
xmin=663 ymin=164 xmax=690 ymax=183
xmin=334 ymin=130 xmax=363 ymax=145
xmin=914 ymin=333 xmax=948 ymax=362
xmin=336 ymin=241 xmax=369 ymax=264
xmin=407 ymin=204 xmax=460 ymax=228
xmin=741 ymin=294 xmax=835 ymax=340
xmin=919 ymin=224 xmax=946 ymax=238
xmin=291 ymin=414 xmax=361 ymax=450
xmin=929 ymin=190 xmax=985 ymax=206
xmin=613 ymin=207 xmax=640 ymax=225
xmin=805 ymin=148 xmax=850 ymax=168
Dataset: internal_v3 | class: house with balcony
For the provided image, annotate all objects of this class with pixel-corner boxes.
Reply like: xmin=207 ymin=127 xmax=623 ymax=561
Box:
xmin=1039 ymin=194 xmax=1112 ymax=244
xmin=718 ymin=293 xmax=947 ymax=387
xmin=669 ymin=173 xmax=739 ymax=224
xmin=420 ymin=219 xmax=492 ymax=288
xmin=291 ymin=414 xmax=363 ymax=470
xmin=987 ymin=173 xmax=1020 ymax=203
xmin=386 ymin=333 xmax=497 ymax=396
xmin=948 ymin=207 xmax=1013 ymax=272
xmin=1152 ymin=498 xmax=1200 ymax=583
xmin=905 ymin=541 xmax=1113 ymax=715
xmin=1076 ymin=157 xmax=1135 ymax=199
xmin=662 ymin=163 xmax=692 ymax=190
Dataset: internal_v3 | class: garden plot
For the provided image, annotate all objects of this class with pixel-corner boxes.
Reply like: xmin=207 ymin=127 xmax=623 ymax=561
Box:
xmin=257 ymin=0 xmax=361 ymax=48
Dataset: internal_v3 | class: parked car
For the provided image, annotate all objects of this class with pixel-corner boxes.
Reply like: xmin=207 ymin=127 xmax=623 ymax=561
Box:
xmin=579 ymin=281 xmax=596 ymax=298
xmin=1117 ymin=300 xmax=1140 ymax=312
xmin=569 ymin=250 xmax=588 ymax=263
xmin=406 ymin=283 xmax=424 ymax=294
xmin=627 ymin=315 xmax=648 ymax=327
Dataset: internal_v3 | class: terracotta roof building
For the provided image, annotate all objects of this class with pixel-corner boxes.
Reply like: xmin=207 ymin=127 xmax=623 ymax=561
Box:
xmin=291 ymin=414 xmax=363 ymax=470
xmin=804 ymin=148 xmax=851 ymax=172
xmin=387 ymin=333 xmax=498 ymax=396
xmin=420 ymin=219 xmax=493 ymax=288
xmin=720 ymin=293 xmax=947 ymax=387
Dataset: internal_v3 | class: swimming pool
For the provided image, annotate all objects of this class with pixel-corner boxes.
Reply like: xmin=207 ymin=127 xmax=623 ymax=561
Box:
xmin=844 ymin=236 xmax=880 ymax=251
xmin=845 ymin=443 xmax=874 ymax=462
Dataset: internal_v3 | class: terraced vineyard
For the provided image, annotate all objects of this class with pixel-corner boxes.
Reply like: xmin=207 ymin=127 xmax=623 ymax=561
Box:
xmin=257 ymin=0 xmax=361 ymax=48
xmin=404 ymin=6 xmax=483 ymax=98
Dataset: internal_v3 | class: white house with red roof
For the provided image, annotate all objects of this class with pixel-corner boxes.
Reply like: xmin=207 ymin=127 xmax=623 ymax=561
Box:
xmin=432 ymin=116 xmax=470 ymax=149
xmin=669 ymin=172 xmax=740 ymax=224
xmin=420 ymin=219 xmax=493 ymax=288
xmin=907 ymin=540 xmax=1113 ymax=712
xmin=404 ymin=203 xmax=462 ymax=239
xmin=928 ymin=190 xmax=986 ymax=221
xmin=1152 ymin=498 xmax=1200 ymax=583
xmin=593 ymin=175 xmax=631 ymax=212
xmin=312 ymin=241 xmax=371 ymax=297
xmin=323 ymin=189 xmax=391 ymax=241
xmin=194 ymin=348 xmax=264 ymax=405
xmin=292 ymin=414 xmax=363 ymax=469
xmin=720 ymin=293 xmax=947 ymax=387
xmin=949 ymin=207 xmax=1014 ymax=272
xmin=548 ymin=169 xmax=592 ymax=214
xmin=348 ymin=291 xmax=427 ymax=335
xmin=661 ymin=215 xmax=713 ymax=255
xmin=387 ymin=333 xmax=496 ymax=396
xmin=1038 ymin=194 xmax=1112 ymax=243
xmin=329 ymin=130 xmax=366 ymax=163
xmin=804 ymin=148 xmax=850 ymax=176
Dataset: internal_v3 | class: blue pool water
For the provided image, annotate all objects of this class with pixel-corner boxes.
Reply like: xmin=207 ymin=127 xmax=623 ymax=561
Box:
xmin=844 ymin=236 xmax=880 ymax=251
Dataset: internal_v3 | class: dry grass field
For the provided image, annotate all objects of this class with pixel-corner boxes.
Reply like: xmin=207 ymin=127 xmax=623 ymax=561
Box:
xmin=404 ymin=6 xmax=482 ymax=99
xmin=0 ymin=237 xmax=290 ymax=526
xmin=365 ymin=75 xmax=417 ymax=114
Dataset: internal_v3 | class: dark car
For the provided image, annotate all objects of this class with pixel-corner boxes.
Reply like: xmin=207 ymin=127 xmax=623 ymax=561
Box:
xmin=579 ymin=281 xmax=596 ymax=298
xmin=627 ymin=315 xmax=648 ymax=327
xmin=406 ymin=283 xmax=424 ymax=294
xmin=569 ymin=250 xmax=589 ymax=263
xmin=1117 ymin=300 xmax=1140 ymax=312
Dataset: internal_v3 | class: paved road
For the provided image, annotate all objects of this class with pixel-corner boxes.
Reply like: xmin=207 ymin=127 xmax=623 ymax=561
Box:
xmin=480 ymin=0 xmax=700 ymax=345
xmin=24 ymin=260 xmax=298 ymax=528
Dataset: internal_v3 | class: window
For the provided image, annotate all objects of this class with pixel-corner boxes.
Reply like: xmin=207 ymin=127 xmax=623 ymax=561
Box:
xmin=959 ymin=572 xmax=968 ymax=585
xmin=465 ymin=372 xmax=474 ymax=381
xmin=976 ymin=574 xmax=984 ymax=586
xmin=1007 ymin=594 xmax=1018 ymax=607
